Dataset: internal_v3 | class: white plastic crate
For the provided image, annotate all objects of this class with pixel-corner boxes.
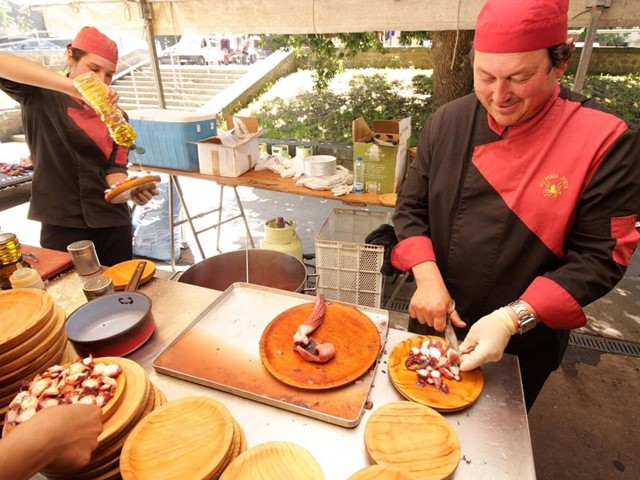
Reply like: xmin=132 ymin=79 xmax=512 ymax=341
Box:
xmin=315 ymin=208 xmax=391 ymax=308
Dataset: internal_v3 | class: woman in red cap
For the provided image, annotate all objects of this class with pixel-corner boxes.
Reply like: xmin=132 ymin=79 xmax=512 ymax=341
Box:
xmin=0 ymin=26 xmax=158 ymax=266
xmin=392 ymin=0 xmax=640 ymax=410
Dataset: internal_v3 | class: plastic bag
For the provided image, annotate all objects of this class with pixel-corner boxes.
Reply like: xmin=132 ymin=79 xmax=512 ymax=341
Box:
xmin=132 ymin=175 xmax=182 ymax=262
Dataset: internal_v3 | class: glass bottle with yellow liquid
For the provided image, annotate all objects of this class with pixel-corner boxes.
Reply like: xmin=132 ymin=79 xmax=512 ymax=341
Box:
xmin=0 ymin=232 xmax=30 ymax=290
xmin=73 ymin=71 xmax=138 ymax=150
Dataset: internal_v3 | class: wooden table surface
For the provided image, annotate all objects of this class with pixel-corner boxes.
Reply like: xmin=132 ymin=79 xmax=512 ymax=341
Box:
xmin=130 ymin=164 xmax=390 ymax=208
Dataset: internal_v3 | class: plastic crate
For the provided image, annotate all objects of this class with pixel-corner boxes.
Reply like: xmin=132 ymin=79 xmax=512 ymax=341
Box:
xmin=315 ymin=208 xmax=391 ymax=308
xmin=127 ymin=109 xmax=217 ymax=171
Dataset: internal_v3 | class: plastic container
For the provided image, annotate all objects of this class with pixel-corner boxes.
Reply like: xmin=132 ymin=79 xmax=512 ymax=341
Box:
xmin=73 ymin=71 xmax=137 ymax=149
xmin=353 ymin=156 xmax=365 ymax=194
xmin=128 ymin=109 xmax=218 ymax=171
xmin=315 ymin=208 xmax=390 ymax=308
xmin=9 ymin=264 xmax=45 ymax=290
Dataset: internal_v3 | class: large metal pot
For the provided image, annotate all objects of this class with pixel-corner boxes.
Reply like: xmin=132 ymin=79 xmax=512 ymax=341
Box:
xmin=66 ymin=292 xmax=155 ymax=357
xmin=178 ymin=249 xmax=309 ymax=292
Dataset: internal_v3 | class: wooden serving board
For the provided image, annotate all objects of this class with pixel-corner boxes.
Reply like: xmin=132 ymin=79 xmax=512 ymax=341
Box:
xmin=364 ymin=401 xmax=460 ymax=480
xmin=259 ymin=300 xmax=381 ymax=390
xmin=348 ymin=465 xmax=414 ymax=480
xmin=219 ymin=441 xmax=324 ymax=480
xmin=105 ymin=175 xmax=161 ymax=204
xmin=0 ymin=289 xmax=54 ymax=353
xmin=388 ymin=335 xmax=484 ymax=412
xmin=120 ymin=396 xmax=235 ymax=480
xmin=101 ymin=259 xmax=155 ymax=290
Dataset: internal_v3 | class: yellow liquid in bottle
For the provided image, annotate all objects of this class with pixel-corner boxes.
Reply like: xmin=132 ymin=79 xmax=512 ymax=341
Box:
xmin=0 ymin=232 xmax=29 ymax=290
xmin=73 ymin=71 xmax=137 ymax=148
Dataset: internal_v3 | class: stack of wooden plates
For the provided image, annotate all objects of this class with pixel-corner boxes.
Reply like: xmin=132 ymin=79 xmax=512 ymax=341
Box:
xmin=363 ymin=401 xmax=460 ymax=480
xmin=220 ymin=441 xmax=323 ymax=479
xmin=0 ymin=289 xmax=65 ymax=428
xmin=0 ymin=356 xmax=165 ymax=480
xmin=120 ymin=396 xmax=246 ymax=480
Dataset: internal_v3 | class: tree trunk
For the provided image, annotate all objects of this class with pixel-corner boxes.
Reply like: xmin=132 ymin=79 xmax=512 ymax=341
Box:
xmin=431 ymin=30 xmax=475 ymax=111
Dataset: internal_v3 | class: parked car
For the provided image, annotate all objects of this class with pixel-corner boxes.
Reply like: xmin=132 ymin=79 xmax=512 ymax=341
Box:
xmin=158 ymin=35 xmax=224 ymax=65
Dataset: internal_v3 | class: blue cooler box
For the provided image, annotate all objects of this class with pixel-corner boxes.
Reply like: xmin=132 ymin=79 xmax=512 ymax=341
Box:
xmin=127 ymin=109 xmax=218 ymax=171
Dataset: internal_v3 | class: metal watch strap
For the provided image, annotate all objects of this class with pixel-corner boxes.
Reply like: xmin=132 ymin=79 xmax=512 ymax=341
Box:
xmin=508 ymin=301 xmax=537 ymax=334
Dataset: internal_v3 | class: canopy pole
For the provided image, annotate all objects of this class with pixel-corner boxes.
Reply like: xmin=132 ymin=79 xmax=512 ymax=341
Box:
xmin=573 ymin=0 xmax=611 ymax=93
xmin=139 ymin=0 xmax=166 ymax=108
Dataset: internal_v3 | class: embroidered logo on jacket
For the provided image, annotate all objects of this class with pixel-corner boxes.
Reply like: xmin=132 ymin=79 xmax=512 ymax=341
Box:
xmin=539 ymin=174 xmax=569 ymax=197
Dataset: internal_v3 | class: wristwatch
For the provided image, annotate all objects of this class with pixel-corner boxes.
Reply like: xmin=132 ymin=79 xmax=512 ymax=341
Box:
xmin=508 ymin=301 xmax=538 ymax=334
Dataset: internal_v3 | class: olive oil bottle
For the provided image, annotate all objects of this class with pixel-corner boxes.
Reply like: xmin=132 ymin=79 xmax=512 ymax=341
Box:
xmin=73 ymin=71 xmax=137 ymax=149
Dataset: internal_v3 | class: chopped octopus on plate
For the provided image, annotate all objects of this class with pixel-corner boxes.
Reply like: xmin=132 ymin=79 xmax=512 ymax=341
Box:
xmin=293 ymin=294 xmax=336 ymax=363
xmin=405 ymin=339 xmax=461 ymax=393
xmin=5 ymin=356 xmax=122 ymax=427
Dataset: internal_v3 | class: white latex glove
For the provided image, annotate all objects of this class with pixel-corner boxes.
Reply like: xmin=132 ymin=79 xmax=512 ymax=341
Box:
xmin=458 ymin=307 xmax=517 ymax=371
xmin=130 ymin=185 xmax=160 ymax=206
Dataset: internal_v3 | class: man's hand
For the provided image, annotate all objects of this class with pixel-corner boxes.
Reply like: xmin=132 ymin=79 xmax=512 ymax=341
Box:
xmin=408 ymin=261 xmax=465 ymax=331
xmin=458 ymin=308 xmax=517 ymax=371
xmin=129 ymin=184 xmax=160 ymax=206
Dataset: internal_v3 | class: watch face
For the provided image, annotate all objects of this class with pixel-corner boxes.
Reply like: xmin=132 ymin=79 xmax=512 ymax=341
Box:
xmin=519 ymin=317 xmax=537 ymax=334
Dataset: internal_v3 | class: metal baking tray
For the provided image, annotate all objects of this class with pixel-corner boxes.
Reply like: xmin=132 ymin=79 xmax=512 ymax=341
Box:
xmin=153 ymin=282 xmax=389 ymax=427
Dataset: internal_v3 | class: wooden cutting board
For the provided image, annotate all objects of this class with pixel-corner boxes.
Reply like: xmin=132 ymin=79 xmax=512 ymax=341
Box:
xmin=364 ymin=401 xmax=460 ymax=480
xmin=259 ymin=300 xmax=381 ymax=389
xmin=219 ymin=441 xmax=324 ymax=480
xmin=102 ymin=259 xmax=156 ymax=290
xmin=388 ymin=335 xmax=484 ymax=412
xmin=21 ymin=244 xmax=73 ymax=280
xmin=348 ymin=465 xmax=414 ymax=480
xmin=120 ymin=396 xmax=235 ymax=480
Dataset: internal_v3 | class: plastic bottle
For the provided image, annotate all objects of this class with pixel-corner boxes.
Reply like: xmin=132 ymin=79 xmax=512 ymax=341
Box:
xmin=353 ymin=156 xmax=365 ymax=194
xmin=9 ymin=264 xmax=45 ymax=290
xmin=73 ymin=71 xmax=137 ymax=149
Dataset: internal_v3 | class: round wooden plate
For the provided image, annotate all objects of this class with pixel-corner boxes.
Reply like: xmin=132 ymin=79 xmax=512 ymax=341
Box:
xmin=388 ymin=335 xmax=484 ymax=412
xmin=2 ymin=356 xmax=125 ymax=436
xmin=120 ymin=396 xmax=235 ymax=480
xmin=379 ymin=193 xmax=397 ymax=207
xmin=101 ymin=259 xmax=155 ymax=290
xmin=0 ymin=289 xmax=54 ymax=353
xmin=348 ymin=465 xmax=414 ymax=480
xmin=259 ymin=300 xmax=381 ymax=390
xmin=219 ymin=441 xmax=324 ymax=480
xmin=364 ymin=401 xmax=460 ymax=480
xmin=105 ymin=175 xmax=161 ymax=204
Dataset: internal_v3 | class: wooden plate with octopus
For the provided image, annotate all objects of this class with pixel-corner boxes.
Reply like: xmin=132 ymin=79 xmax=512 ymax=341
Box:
xmin=2 ymin=357 xmax=126 ymax=436
xmin=259 ymin=297 xmax=381 ymax=390
xmin=388 ymin=335 xmax=483 ymax=412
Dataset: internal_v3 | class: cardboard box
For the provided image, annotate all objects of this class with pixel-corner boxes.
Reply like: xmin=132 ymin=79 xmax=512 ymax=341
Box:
xmin=352 ymin=116 xmax=411 ymax=194
xmin=127 ymin=109 xmax=217 ymax=171
xmin=196 ymin=116 xmax=265 ymax=177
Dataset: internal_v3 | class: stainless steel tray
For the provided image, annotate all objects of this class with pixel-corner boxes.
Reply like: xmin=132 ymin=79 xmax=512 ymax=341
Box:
xmin=153 ymin=282 xmax=389 ymax=427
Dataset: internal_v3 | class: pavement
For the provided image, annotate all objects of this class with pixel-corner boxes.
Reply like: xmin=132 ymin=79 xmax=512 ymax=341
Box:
xmin=1 ymin=162 xmax=638 ymax=479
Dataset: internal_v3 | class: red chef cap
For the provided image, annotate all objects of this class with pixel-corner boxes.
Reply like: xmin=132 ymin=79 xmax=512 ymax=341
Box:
xmin=474 ymin=0 xmax=569 ymax=53
xmin=69 ymin=26 xmax=118 ymax=65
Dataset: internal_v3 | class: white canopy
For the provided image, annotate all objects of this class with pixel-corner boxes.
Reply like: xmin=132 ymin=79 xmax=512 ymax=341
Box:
xmin=17 ymin=0 xmax=640 ymax=37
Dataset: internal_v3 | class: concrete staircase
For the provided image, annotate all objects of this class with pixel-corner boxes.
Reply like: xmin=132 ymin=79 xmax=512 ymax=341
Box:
xmin=112 ymin=63 xmax=250 ymax=111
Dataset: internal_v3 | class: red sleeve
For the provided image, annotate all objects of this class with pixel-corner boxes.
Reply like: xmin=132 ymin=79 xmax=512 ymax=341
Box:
xmin=521 ymin=276 xmax=586 ymax=329
xmin=390 ymin=236 xmax=436 ymax=272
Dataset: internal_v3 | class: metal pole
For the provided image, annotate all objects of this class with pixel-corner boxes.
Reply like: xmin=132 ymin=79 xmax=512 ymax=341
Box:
xmin=573 ymin=0 xmax=611 ymax=93
xmin=139 ymin=0 xmax=167 ymax=108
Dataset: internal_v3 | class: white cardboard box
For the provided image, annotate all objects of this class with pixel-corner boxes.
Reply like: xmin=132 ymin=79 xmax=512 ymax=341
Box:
xmin=196 ymin=131 xmax=262 ymax=177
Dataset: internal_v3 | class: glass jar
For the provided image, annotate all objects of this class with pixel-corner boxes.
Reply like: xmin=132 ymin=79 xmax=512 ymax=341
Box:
xmin=0 ymin=232 xmax=30 ymax=290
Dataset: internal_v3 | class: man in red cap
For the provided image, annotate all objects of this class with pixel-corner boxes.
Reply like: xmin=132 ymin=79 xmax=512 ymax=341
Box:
xmin=0 ymin=26 xmax=158 ymax=266
xmin=392 ymin=0 xmax=640 ymax=410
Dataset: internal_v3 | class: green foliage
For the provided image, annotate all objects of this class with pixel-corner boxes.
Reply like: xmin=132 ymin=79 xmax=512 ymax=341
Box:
xmin=561 ymin=73 xmax=640 ymax=125
xmin=267 ymin=33 xmax=385 ymax=91
xmin=244 ymin=71 xmax=433 ymax=146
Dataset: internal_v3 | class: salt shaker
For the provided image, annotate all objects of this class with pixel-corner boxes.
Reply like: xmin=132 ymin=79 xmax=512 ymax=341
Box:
xmin=67 ymin=240 xmax=101 ymax=275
